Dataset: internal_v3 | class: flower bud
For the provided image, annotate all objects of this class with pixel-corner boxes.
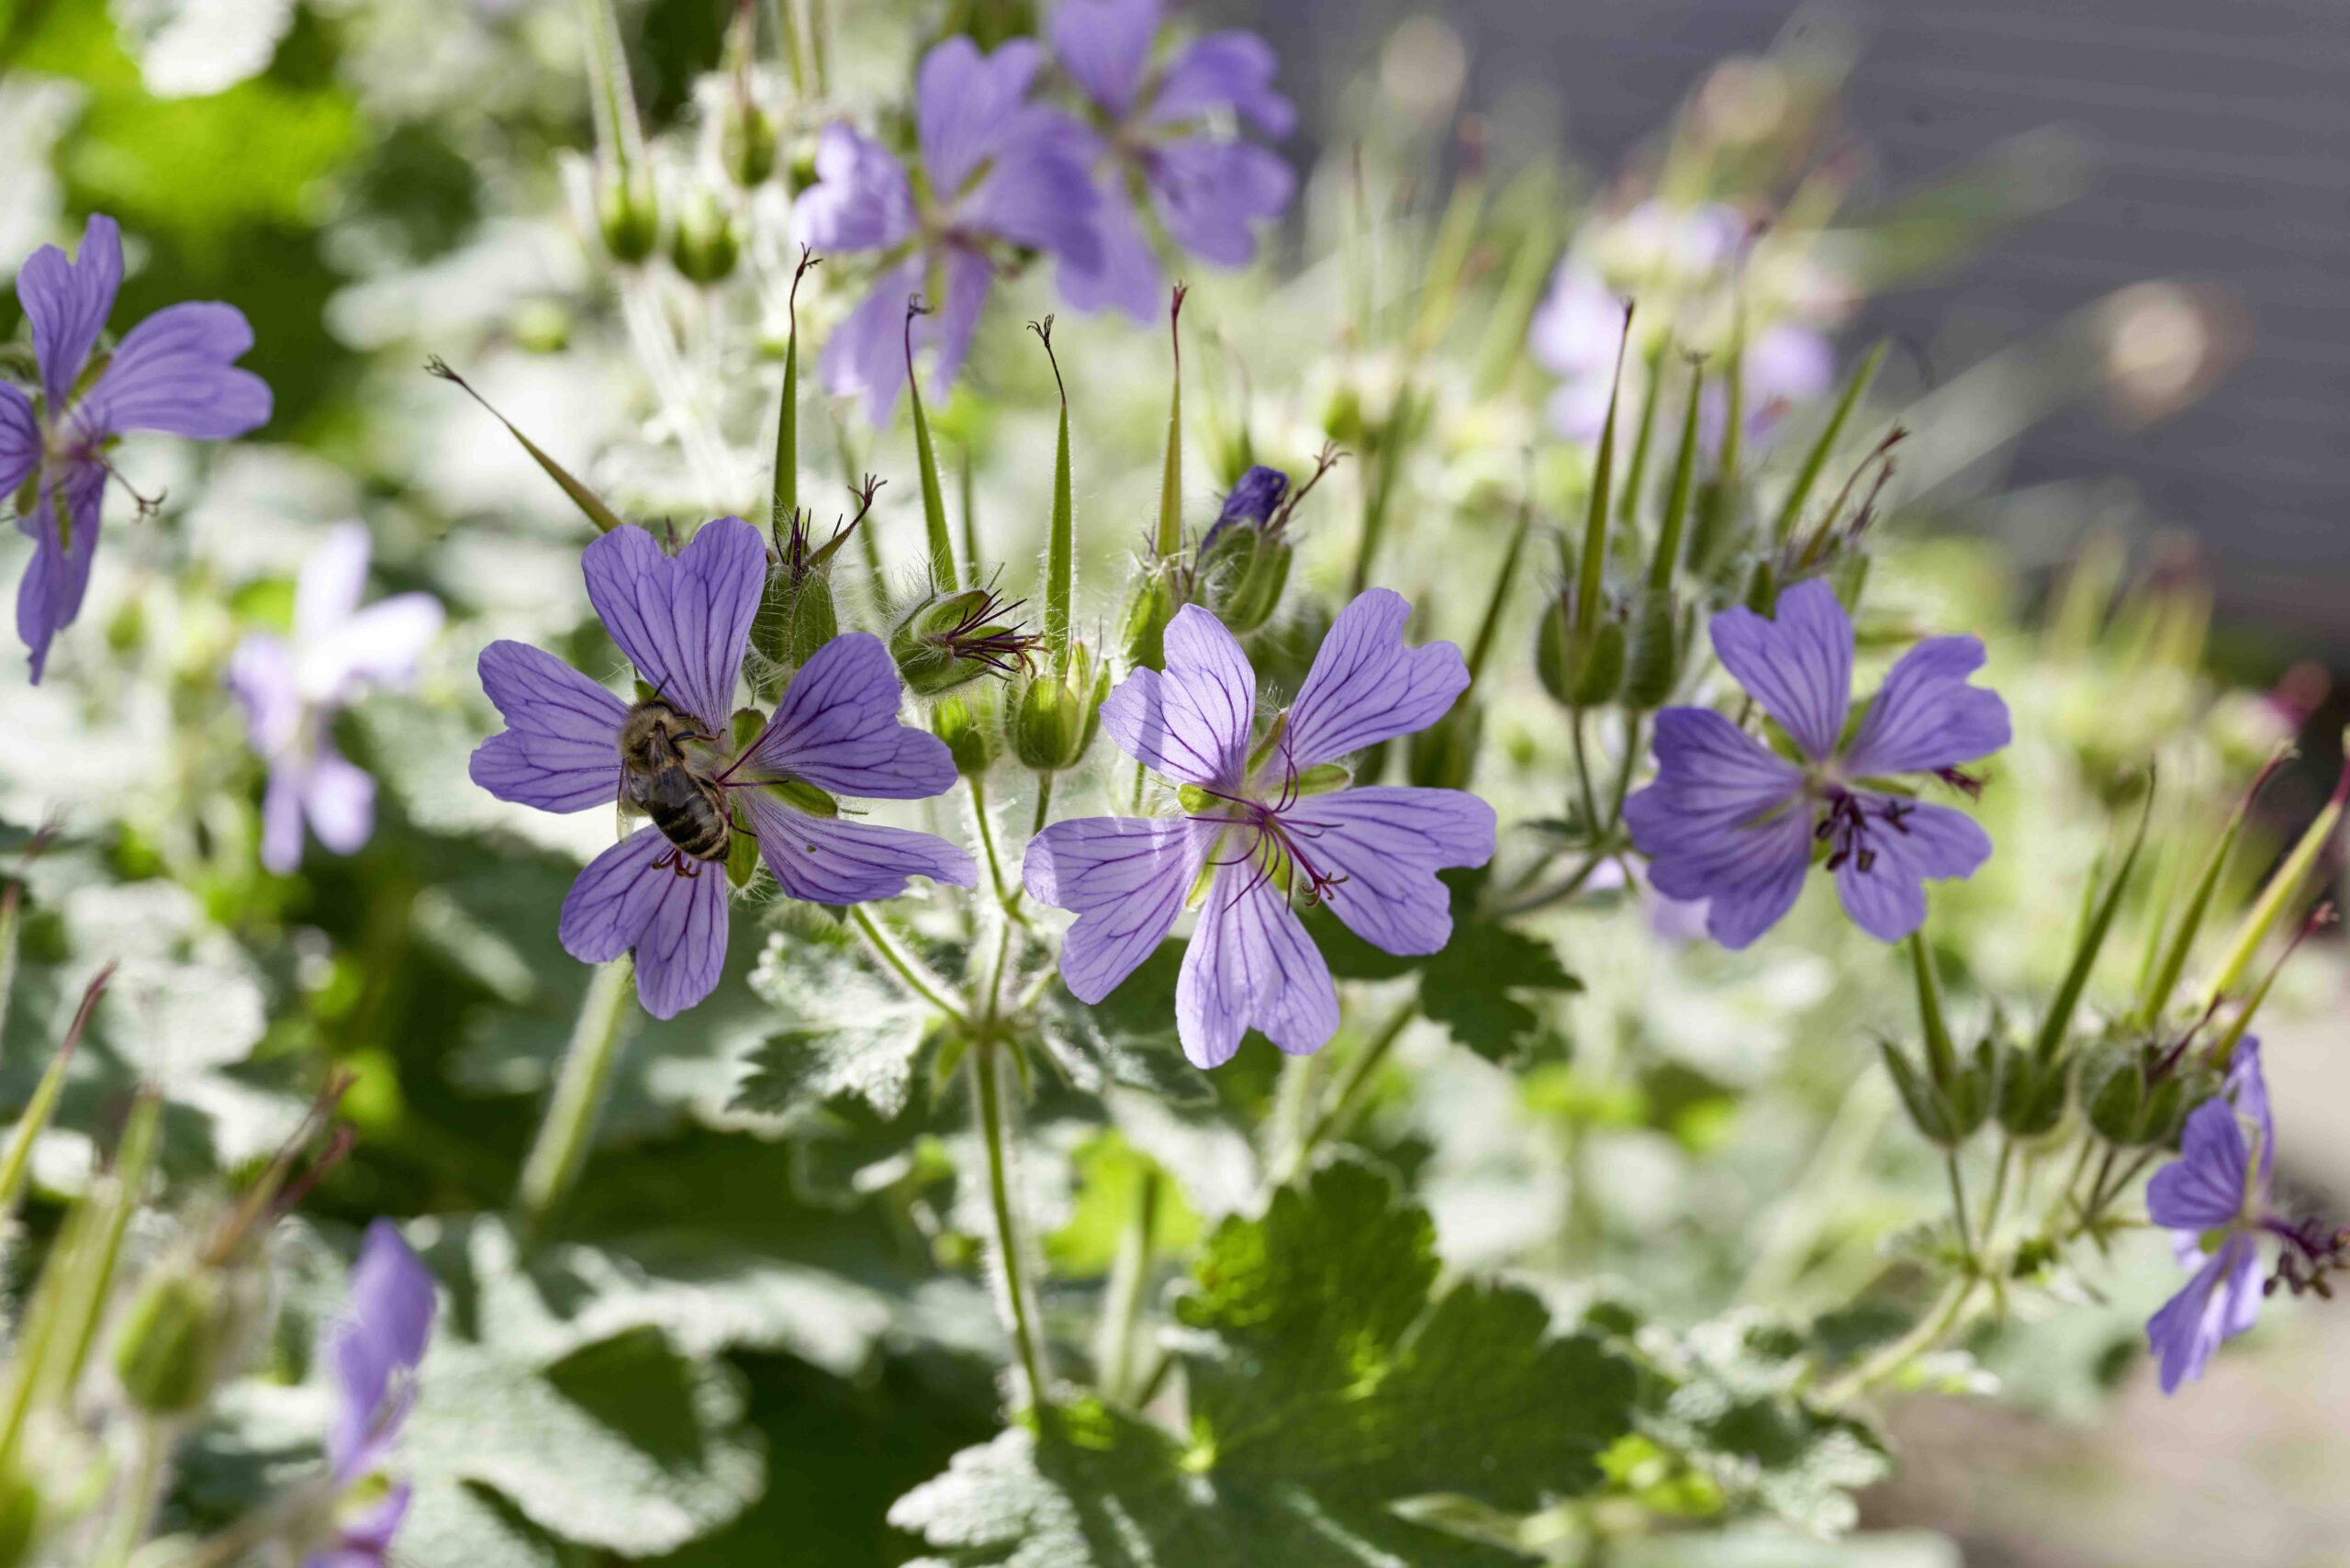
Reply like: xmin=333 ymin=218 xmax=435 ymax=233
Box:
xmin=786 ymin=133 xmax=822 ymax=196
xmin=1535 ymin=593 xmax=1625 ymax=709
xmin=1993 ymin=1041 xmax=2068 ymax=1141
xmin=1013 ymin=643 xmax=1109 ymax=772
xmin=722 ymin=97 xmax=778 ymax=187
xmin=891 ymin=588 xmax=1041 ymax=697
xmin=1406 ymin=701 xmax=1482 ymax=790
xmin=669 ymin=188 xmax=741 ymax=285
xmin=113 ymin=1264 xmax=257 ymax=1416
xmin=1619 ymin=587 xmax=1682 ymax=710
xmin=1880 ymin=1036 xmax=1995 ymax=1149
xmin=1687 ymin=475 xmax=1751 ymax=584
xmin=1121 ymin=562 xmax=1182 ymax=671
xmin=933 ymin=689 xmax=1000 ymax=776
xmin=596 ymin=164 xmax=661 ymax=264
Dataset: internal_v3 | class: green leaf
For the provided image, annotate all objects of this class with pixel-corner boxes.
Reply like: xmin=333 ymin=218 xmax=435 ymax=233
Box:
xmin=733 ymin=923 xmax=942 ymax=1119
xmin=1035 ymin=943 xmax=1214 ymax=1106
xmin=895 ymin=1159 xmax=1639 ymax=1564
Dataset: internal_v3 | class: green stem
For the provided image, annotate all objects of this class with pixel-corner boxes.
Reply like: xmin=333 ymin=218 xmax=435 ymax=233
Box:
xmin=1606 ymin=713 xmax=1643 ymax=830
xmin=971 ymin=1038 xmax=1051 ymax=1414
xmin=1819 ymin=1277 xmax=1976 ymax=1408
xmin=1978 ymin=1139 xmax=2015 ymax=1256
xmin=516 ymin=958 xmax=637 ymax=1231
xmin=1094 ymin=1164 xmax=1161 ymax=1404
xmin=1569 ymin=709 xmax=1603 ymax=833
xmin=1943 ymin=1150 xmax=1976 ymax=1272
xmin=1298 ymin=1000 xmax=1418 ymax=1162
xmin=968 ymin=775 xmax=1015 ymax=909
xmin=1 ymin=962 xmax=113 ymax=1225
xmin=850 ymin=905 xmax=967 ymax=1024
xmin=1003 ymin=774 xmax=1055 ymax=920
xmin=1494 ymin=847 xmax=1618 ymax=919
xmin=95 ymin=1416 xmax=176 ymax=1568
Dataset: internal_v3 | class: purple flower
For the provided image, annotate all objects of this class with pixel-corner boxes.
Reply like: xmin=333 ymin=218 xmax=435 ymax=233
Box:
xmin=1046 ymin=0 xmax=1295 ymax=320
xmin=306 ymin=1220 xmax=435 ymax=1568
xmin=796 ymin=39 xmax=1102 ymax=425
xmin=1023 ymin=590 xmax=1494 ymax=1068
xmin=1624 ymin=579 xmax=2009 ymax=947
xmin=469 ymin=518 xmax=974 ymax=1018
xmin=1528 ymin=262 xmax=1625 ymax=442
xmin=1 ymin=214 xmax=270 ymax=681
xmin=228 ymin=525 xmax=442 ymax=874
xmin=1196 ymin=463 xmax=1288 ymax=554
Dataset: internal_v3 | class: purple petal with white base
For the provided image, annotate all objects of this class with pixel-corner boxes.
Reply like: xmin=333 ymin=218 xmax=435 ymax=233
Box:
xmin=1707 ymin=580 xmax=1852 ymax=761
xmin=581 ymin=519 xmax=765 ymax=733
xmin=1830 ymin=799 xmax=1991 ymax=943
xmin=2149 ymin=1094 xmax=2256 ymax=1235
xmin=1148 ymin=31 xmax=1295 ymax=136
xmin=1100 ymin=605 xmax=1256 ymax=787
xmin=1301 ymin=788 xmax=1495 ymax=956
xmin=743 ymin=792 xmax=976 ymax=906
xmin=1024 ymin=815 xmax=1215 ymax=1002
xmin=471 ymin=640 xmax=628 ymax=812
xmin=1177 ymin=867 xmax=1338 ymax=1068
xmin=793 ymin=125 xmax=917 ymax=252
xmin=738 ymin=632 xmax=957 ymax=799
xmin=1282 ymin=588 xmax=1468 ymax=767
xmin=327 ymin=1220 xmax=435 ymax=1482
xmin=559 ymin=827 xmax=731 ymax=1020
xmin=2148 ymin=1231 xmax=2262 ymax=1394
xmin=83 ymin=301 xmax=271 ymax=439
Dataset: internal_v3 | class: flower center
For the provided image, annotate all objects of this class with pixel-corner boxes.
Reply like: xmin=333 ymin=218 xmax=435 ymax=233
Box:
xmin=1813 ymin=786 xmax=1914 ymax=875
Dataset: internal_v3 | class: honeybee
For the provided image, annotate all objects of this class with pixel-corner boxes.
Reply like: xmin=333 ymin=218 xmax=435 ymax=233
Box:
xmin=618 ymin=697 xmax=731 ymax=874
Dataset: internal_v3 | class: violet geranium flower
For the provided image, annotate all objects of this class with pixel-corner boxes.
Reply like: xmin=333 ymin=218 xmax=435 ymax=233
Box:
xmin=305 ymin=1220 xmax=435 ymax=1568
xmin=2145 ymin=1041 xmax=2345 ymax=1393
xmin=0 ymin=214 xmax=270 ymax=680
xmin=795 ymin=38 xmax=1101 ymax=425
xmin=1046 ymin=0 xmax=1295 ymax=320
xmin=228 ymin=524 xmax=443 ymax=874
xmin=469 ymin=517 xmax=974 ymax=1018
xmin=1023 ymin=590 xmax=1494 ymax=1068
xmin=1624 ymin=579 xmax=2009 ymax=947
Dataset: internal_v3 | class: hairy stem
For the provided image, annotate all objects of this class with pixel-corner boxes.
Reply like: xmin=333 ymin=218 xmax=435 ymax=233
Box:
xmin=971 ymin=1037 xmax=1050 ymax=1414
xmin=516 ymin=958 xmax=638 ymax=1231
xmin=1297 ymin=999 xmax=1419 ymax=1164
xmin=850 ymin=905 xmax=967 ymax=1024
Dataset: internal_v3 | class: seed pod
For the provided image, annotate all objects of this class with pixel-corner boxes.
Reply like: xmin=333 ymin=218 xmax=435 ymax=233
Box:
xmin=1196 ymin=525 xmax=1292 ymax=635
xmin=1121 ymin=563 xmax=1181 ymax=672
xmin=933 ymin=690 xmax=999 ymax=777
xmin=597 ymin=165 xmax=661 ymax=264
xmin=1620 ymin=586 xmax=1681 ymax=710
xmin=1994 ymin=1041 xmax=2069 ymax=1141
xmin=114 ymin=1268 xmax=243 ymax=1416
xmin=670 ymin=188 xmax=741 ymax=285
xmin=722 ymin=97 xmax=778 ymax=187
xmin=2078 ymin=1041 xmax=2145 ymax=1146
xmin=890 ymin=588 xmax=1040 ymax=697
xmin=1013 ymin=642 xmax=1109 ymax=772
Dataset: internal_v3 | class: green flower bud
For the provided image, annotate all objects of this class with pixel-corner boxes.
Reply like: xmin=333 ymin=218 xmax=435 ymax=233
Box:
xmin=1013 ymin=643 xmax=1109 ymax=771
xmin=670 ymin=188 xmax=741 ymax=286
xmin=1194 ymin=524 xmax=1292 ymax=636
xmin=786 ymin=133 xmax=821 ymax=196
xmin=114 ymin=1267 xmax=247 ymax=1416
xmin=1120 ymin=563 xmax=1181 ymax=671
xmin=1535 ymin=593 xmax=1625 ymax=709
xmin=1687 ymin=475 xmax=1752 ymax=584
xmin=722 ymin=97 xmax=778 ymax=187
xmin=1994 ymin=1041 xmax=2069 ymax=1141
xmin=1406 ymin=701 xmax=1482 ymax=790
xmin=933 ymin=690 xmax=1000 ymax=777
xmin=2078 ymin=1042 xmax=2146 ymax=1145
xmin=596 ymin=165 xmax=661 ymax=264
xmin=891 ymin=588 xmax=1042 ymax=698
xmin=1619 ymin=586 xmax=1682 ymax=710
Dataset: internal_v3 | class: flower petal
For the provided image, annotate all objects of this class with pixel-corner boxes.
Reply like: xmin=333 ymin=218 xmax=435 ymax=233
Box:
xmin=1100 ymin=604 xmax=1257 ymax=787
xmin=581 ymin=518 xmax=764 ymax=733
xmin=2227 ymin=1037 xmax=2274 ymax=1187
xmin=1624 ymin=707 xmax=1806 ymax=840
xmin=1024 ymin=814 xmax=1214 ymax=1002
xmin=1842 ymin=635 xmax=2010 ymax=778
xmin=742 ymin=791 xmax=977 ymax=904
xmin=260 ymin=760 xmax=306 ymax=874
xmin=959 ymin=112 xmax=1102 ymax=269
xmin=1289 ymin=787 xmax=1495 ymax=955
xmin=1707 ymin=577 xmax=1852 ymax=761
xmin=917 ymin=36 xmax=1046 ymax=197
xmin=2148 ymin=1095 xmax=2255 ymax=1233
xmin=313 ymin=594 xmax=443 ymax=699
xmin=470 ymin=640 xmax=628 ymax=812
xmin=793 ymin=124 xmax=918 ymax=252
xmin=1049 ymin=0 xmax=1160 ymax=115
xmin=328 ymin=1220 xmax=435 ymax=1479
xmin=301 ymin=747 xmax=377 ymax=856
xmin=1176 ymin=862 xmax=1338 ymax=1067
xmin=18 ymin=213 xmax=121 ymax=409
xmin=2147 ymin=1231 xmax=2262 ymax=1394
xmin=0 ymin=386 xmax=38 ymax=496
xmin=1146 ymin=137 xmax=1292 ymax=268
xmin=1281 ymin=589 xmax=1467 ymax=769
xmin=15 ymin=464 xmax=106 ymax=683
xmin=1632 ymin=789 xmax=1814 ymax=951
xmin=82 ymin=301 xmax=271 ymax=440
xmin=294 ymin=522 xmax=372 ymax=642
xmin=1056 ymin=178 xmax=1163 ymax=323
xmin=738 ymin=631 xmax=957 ymax=800
xmin=1830 ymin=798 xmax=1991 ymax=943
xmin=558 ymin=826 xmax=731 ymax=1019
xmin=229 ymin=631 xmax=299 ymax=755
xmin=1147 ymin=31 xmax=1294 ymax=138
xmin=1529 ymin=262 xmax=1624 ymax=379
xmin=818 ymin=258 xmax=923 ymax=427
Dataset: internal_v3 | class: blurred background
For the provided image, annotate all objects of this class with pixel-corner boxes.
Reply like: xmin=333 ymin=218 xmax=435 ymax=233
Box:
xmin=1255 ymin=0 xmax=2350 ymax=664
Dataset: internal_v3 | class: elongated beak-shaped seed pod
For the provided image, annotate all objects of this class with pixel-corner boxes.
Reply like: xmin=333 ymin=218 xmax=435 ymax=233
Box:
xmin=426 ymin=358 xmax=628 ymax=535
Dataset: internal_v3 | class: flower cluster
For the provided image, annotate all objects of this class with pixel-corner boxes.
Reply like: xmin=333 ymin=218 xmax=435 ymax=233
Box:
xmin=797 ymin=0 xmax=1293 ymax=422
xmin=303 ymin=1221 xmax=436 ymax=1568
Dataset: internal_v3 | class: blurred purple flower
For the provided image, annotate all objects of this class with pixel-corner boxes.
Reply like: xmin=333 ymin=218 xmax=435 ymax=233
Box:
xmin=1528 ymin=262 xmax=1625 ymax=442
xmin=1046 ymin=0 xmax=1295 ymax=319
xmin=229 ymin=525 xmax=442 ymax=875
xmin=305 ymin=1219 xmax=434 ymax=1568
xmin=1 ymin=214 xmax=270 ymax=681
xmin=796 ymin=39 xmax=1102 ymax=425
xmin=470 ymin=518 xmax=972 ymax=1018
xmin=1701 ymin=321 xmax=1837 ymax=450
xmin=2146 ymin=1043 xmax=2276 ymax=1394
xmin=1024 ymin=591 xmax=1494 ymax=1068
xmin=1624 ymin=579 xmax=2009 ymax=947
